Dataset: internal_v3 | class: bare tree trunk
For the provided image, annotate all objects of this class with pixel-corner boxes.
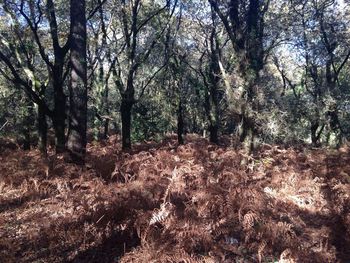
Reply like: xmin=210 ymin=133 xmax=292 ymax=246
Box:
xmin=121 ymin=99 xmax=133 ymax=150
xmin=46 ymin=0 xmax=70 ymax=153
xmin=207 ymin=8 xmax=221 ymax=144
xmin=103 ymin=119 xmax=109 ymax=139
xmin=240 ymin=114 xmax=254 ymax=154
xmin=177 ymin=101 xmax=184 ymax=145
xmin=38 ymin=104 xmax=48 ymax=156
xmin=310 ymin=120 xmax=325 ymax=147
xmin=53 ymin=84 xmax=66 ymax=153
xmin=103 ymin=82 xmax=110 ymax=139
xmin=22 ymin=127 xmax=31 ymax=151
xmin=209 ymin=125 xmax=218 ymax=144
xmin=67 ymin=0 xmax=87 ymax=164
xmin=22 ymin=98 xmax=35 ymax=151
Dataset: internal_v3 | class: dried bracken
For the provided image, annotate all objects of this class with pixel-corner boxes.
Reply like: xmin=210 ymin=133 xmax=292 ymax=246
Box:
xmin=0 ymin=135 xmax=349 ymax=262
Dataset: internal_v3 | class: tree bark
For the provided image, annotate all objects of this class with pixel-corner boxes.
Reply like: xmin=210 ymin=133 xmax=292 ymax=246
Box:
xmin=37 ymin=104 xmax=48 ymax=156
xmin=120 ymin=99 xmax=133 ymax=150
xmin=47 ymin=0 xmax=70 ymax=152
xmin=177 ymin=101 xmax=184 ymax=145
xmin=67 ymin=0 xmax=87 ymax=164
xmin=209 ymin=0 xmax=265 ymax=153
xmin=209 ymin=124 xmax=218 ymax=144
xmin=53 ymin=85 xmax=66 ymax=153
xmin=103 ymin=82 xmax=110 ymax=139
xmin=311 ymin=121 xmax=319 ymax=147
xmin=201 ymin=9 xmax=221 ymax=145
xmin=103 ymin=117 xmax=109 ymax=139
xmin=22 ymin=99 xmax=35 ymax=151
xmin=22 ymin=127 xmax=31 ymax=151
xmin=240 ymin=114 xmax=254 ymax=154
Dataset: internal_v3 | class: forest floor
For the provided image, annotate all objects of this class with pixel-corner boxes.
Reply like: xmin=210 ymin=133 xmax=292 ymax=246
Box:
xmin=0 ymin=134 xmax=349 ymax=263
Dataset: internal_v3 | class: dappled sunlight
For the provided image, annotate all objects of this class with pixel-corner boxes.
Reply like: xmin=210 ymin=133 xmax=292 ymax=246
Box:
xmin=0 ymin=0 xmax=349 ymax=261
xmin=0 ymin=136 xmax=349 ymax=262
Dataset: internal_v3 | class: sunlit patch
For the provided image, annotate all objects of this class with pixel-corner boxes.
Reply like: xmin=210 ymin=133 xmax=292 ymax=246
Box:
xmin=264 ymin=175 xmax=328 ymax=212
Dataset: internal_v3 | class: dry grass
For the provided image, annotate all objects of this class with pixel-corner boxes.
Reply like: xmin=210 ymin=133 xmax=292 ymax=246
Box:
xmin=0 ymin=135 xmax=349 ymax=262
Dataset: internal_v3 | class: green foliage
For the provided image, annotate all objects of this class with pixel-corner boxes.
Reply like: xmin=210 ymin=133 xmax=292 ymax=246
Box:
xmin=1 ymin=0 xmax=350 ymax=149
xmin=132 ymin=96 xmax=174 ymax=142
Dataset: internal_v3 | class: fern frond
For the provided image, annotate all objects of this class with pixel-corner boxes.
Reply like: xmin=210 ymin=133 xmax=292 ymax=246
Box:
xmin=150 ymin=202 xmax=173 ymax=225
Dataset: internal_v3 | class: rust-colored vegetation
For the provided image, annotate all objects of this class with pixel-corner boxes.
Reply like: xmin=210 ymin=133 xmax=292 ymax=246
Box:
xmin=0 ymin=135 xmax=349 ymax=262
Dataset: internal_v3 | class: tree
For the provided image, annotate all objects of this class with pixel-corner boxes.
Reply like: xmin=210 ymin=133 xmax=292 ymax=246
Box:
xmin=208 ymin=0 xmax=270 ymax=152
xmin=1 ymin=0 xmax=350 ymax=156
xmin=107 ymin=0 xmax=177 ymax=150
xmin=275 ymin=0 xmax=350 ymax=147
xmin=87 ymin=0 xmax=113 ymax=140
xmin=0 ymin=0 xmax=70 ymax=153
xmin=67 ymin=0 xmax=87 ymax=163
xmin=200 ymin=6 xmax=222 ymax=144
xmin=0 ymin=4 xmax=52 ymax=155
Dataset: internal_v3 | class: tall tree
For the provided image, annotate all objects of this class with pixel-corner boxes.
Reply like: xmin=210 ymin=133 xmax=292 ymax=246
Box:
xmin=0 ymin=0 xmax=70 ymax=153
xmin=276 ymin=0 xmax=350 ymax=147
xmin=67 ymin=0 xmax=87 ymax=163
xmin=0 ymin=3 xmax=52 ymax=155
xmin=108 ymin=0 xmax=176 ymax=150
xmin=209 ymin=0 xmax=270 ymax=152
xmin=46 ymin=0 xmax=70 ymax=153
xmin=202 ymin=6 xmax=222 ymax=144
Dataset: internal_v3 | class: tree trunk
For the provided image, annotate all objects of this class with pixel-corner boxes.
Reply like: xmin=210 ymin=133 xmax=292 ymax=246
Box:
xmin=209 ymin=124 xmax=219 ymax=144
xmin=103 ymin=79 xmax=110 ymax=139
xmin=211 ymin=0 xmax=264 ymax=152
xmin=311 ymin=120 xmax=325 ymax=147
xmin=103 ymin=118 xmax=109 ymax=139
xmin=53 ymin=87 xmax=66 ymax=153
xmin=47 ymin=0 xmax=69 ymax=153
xmin=67 ymin=0 xmax=87 ymax=164
xmin=204 ymin=90 xmax=219 ymax=144
xmin=207 ymin=100 xmax=219 ymax=144
xmin=22 ymin=98 xmax=35 ymax=150
xmin=22 ymin=127 xmax=31 ymax=151
xmin=311 ymin=121 xmax=319 ymax=147
xmin=177 ymin=101 xmax=184 ymax=145
xmin=121 ymin=99 xmax=133 ymax=150
xmin=37 ymin=104 xmax=48 ymax=156
xmin=206 ymin=10 xmax=221 ymax=145
xmin=245 ymin=127 xmax=254 ymax=155
xmin=240 ymin=115 xmax=254 ymax=154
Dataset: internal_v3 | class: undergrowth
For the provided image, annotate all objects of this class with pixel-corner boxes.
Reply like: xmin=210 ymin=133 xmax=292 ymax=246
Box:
xmin=0 ymin=135 xmax=349 ymax=262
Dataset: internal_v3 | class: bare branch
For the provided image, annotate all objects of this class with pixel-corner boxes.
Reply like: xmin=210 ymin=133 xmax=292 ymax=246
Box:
xmin=18 ymin=0 xmax=53 ymax=69
xmin=87 ymin=0 xmax=108 ymax=21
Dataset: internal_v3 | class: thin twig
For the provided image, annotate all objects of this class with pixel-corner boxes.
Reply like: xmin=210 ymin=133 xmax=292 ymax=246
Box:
xmin=0 ymin=121 xmax=9 ymax=131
